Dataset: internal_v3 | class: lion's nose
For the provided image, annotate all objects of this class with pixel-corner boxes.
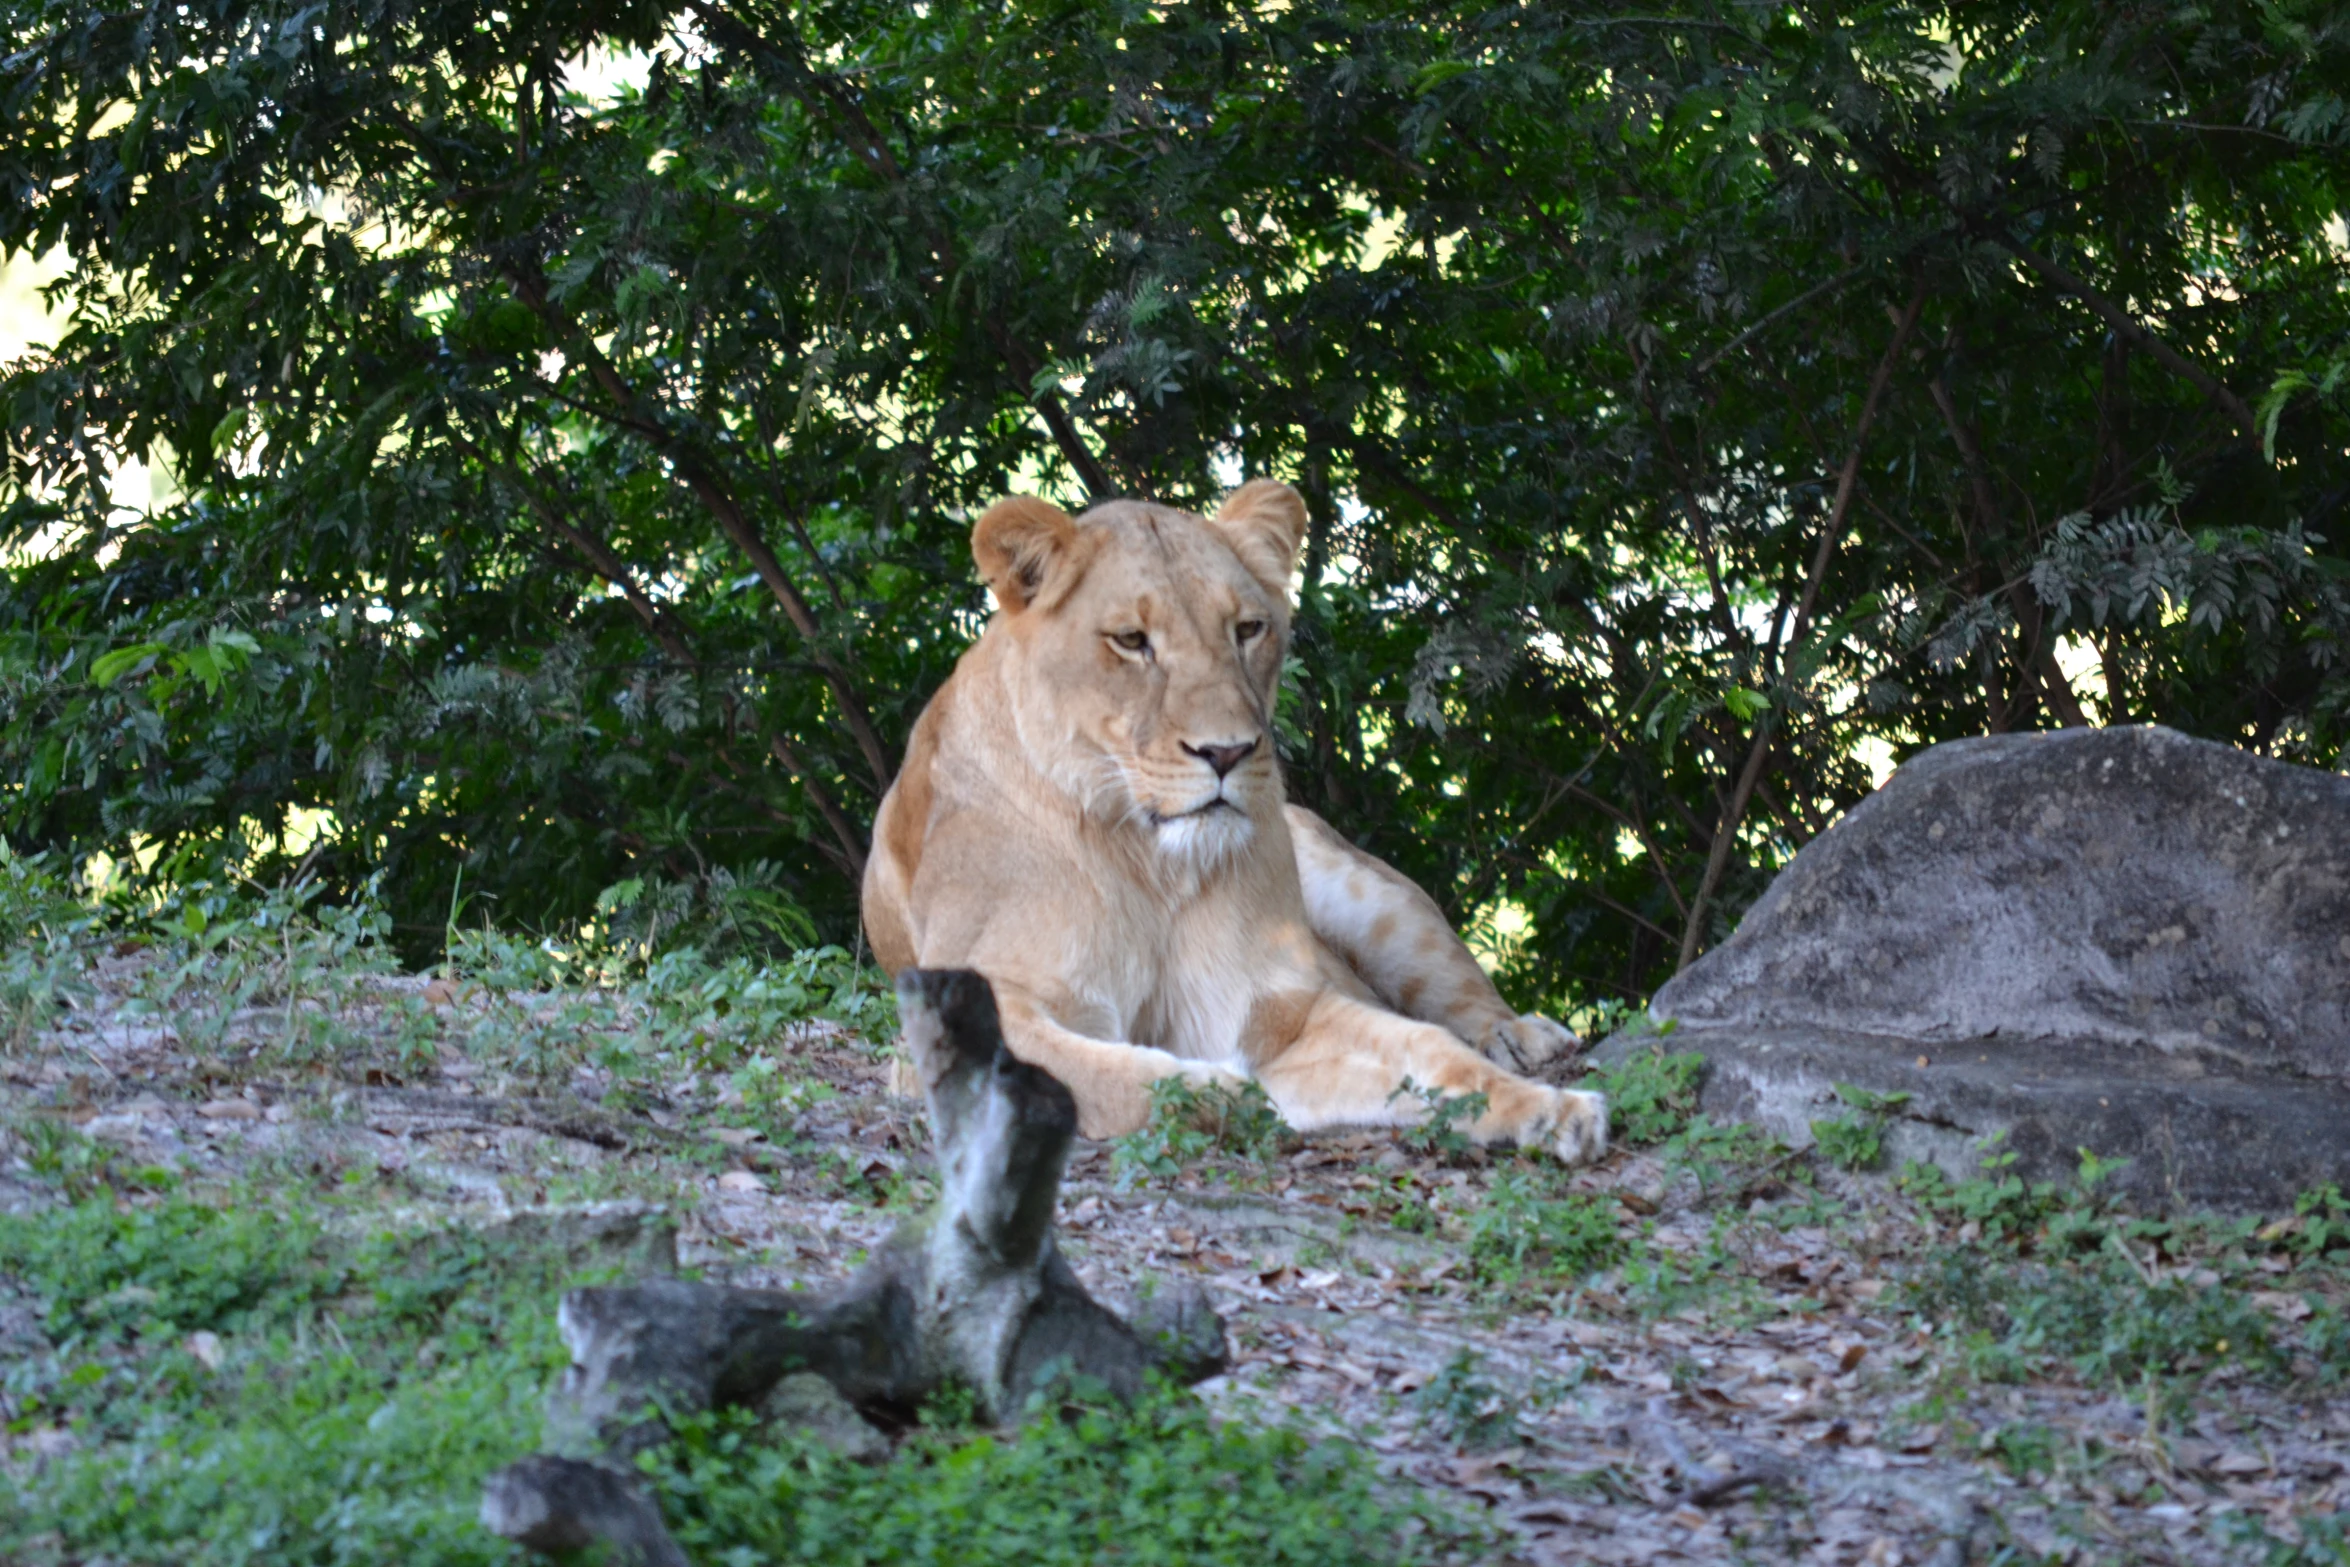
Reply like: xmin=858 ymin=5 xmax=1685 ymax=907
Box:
xmin=1183 ymin=739 xmax=1258 ymax=779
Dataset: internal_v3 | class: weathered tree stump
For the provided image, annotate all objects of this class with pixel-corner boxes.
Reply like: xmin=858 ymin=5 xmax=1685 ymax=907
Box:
xmin=482 ymin=969 xmax=1228 ymax=1563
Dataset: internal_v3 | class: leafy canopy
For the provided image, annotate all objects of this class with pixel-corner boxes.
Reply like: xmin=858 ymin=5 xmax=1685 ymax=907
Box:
xmin=4 ymin=0 xmax=2346 ymax=1006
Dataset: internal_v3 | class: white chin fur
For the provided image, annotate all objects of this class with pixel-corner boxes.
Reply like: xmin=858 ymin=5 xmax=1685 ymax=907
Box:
xmin=1153 ymin=807 xmax=1255 ymax=871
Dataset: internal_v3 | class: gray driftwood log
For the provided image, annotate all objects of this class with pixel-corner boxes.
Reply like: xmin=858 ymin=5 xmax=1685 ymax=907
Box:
xmin=481 ymin=968 xmax=1228 ymax=1564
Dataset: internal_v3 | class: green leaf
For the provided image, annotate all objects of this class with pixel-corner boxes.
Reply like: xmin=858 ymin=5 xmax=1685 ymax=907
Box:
xmin=89 ymin=644 xmax=169 ymax=687
xmin=209 ymin=408 xmax=249 ymax=456
xmin=1412 ymin=59 xmax=1474 ymax=94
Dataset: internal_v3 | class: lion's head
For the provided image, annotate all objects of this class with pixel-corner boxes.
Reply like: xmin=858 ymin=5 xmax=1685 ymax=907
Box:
xmin=970 ymin=480 xmax=1309 ymax=871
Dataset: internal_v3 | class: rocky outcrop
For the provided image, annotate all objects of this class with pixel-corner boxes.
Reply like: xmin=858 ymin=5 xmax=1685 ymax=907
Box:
xmin=1621 ymin=725 xmax=2350 ymax=1209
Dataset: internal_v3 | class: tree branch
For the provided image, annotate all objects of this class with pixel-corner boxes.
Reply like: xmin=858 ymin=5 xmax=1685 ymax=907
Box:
xmin=1678 ymin=279 xmax=1926 ymax=971
xmin=1691 ymin=263 xmax=1862 ymax=377
xmin=478 ymin=444 xmax=871 ymax=874
xmin=504 ymin=268 xmax=896 ymax=794
xmin=1988 ymin=234 xmax=2258 ymax=442
xmin=1786 ymin=280 xmax=1927 ymax=652
xmin=681 ymin=0 xmax=1116 ymax=500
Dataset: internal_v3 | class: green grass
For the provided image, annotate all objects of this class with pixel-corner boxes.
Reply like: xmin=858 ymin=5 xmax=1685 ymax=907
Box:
xmin=3 ymin=1163 xmax=1481 ymax=1567
xmin=0 ymin=1192 xmax=586 ymax=1567
xmin=650 ymin=1389 xmax=1488 ymax=1567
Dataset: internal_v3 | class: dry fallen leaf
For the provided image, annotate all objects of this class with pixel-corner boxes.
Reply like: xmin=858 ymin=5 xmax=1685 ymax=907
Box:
xmin=715 ymin=1170 xmax=766 ymax=1194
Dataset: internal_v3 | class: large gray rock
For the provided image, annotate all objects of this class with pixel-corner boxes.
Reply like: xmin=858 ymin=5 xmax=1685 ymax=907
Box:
xmin=1633 ymin=725 xmax=2350 ymax=1210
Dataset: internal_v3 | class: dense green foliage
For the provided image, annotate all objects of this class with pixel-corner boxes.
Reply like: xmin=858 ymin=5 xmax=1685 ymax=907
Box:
xmin=0 ymin=1155 xmax=1480 ymax=1567
xmin=5 ymin=0 xmax=2347 ymax=1004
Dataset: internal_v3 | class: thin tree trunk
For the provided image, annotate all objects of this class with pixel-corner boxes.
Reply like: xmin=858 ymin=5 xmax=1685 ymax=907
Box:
xmin=1677 ymin=280 xmax=1926 ymax=972
xmin=506 ymin=270 xmax=897 ymax=795
xmin=1927 ymin=374 xmax=2090 ymax=729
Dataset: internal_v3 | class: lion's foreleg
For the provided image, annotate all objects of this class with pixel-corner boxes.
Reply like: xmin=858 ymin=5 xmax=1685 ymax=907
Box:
xmin=980 ymin=983 xmax=1243 ymax=1141
xmin=1253 ymin=991 xmax=1607 ymax=1165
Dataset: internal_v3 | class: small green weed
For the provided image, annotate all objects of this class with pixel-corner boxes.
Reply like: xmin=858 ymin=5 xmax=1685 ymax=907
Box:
xmin=2222 ymin=1506 xmax=2350 ymax=1565
xmin=1811 ymin=1082 xmax=1913 ymax=1172
xmin=1580 ymin=1046 xmax=1703 ymax=1146
xmin=1982 ymin=1420 xmax=2061 ymax=1480
xmin=2309 ymin=1304 xmax=2350 ymax=1384
xmin=1111 ymin=1075 xmax=1292 ymax=1189
xmin=1616 ymin=1222 xmax=1749 ymax=1319
xmin=1414 ymin=1349 xmax=1518 ymax=1448
xmin=1465 ymin=1172 xmax=1624 ymax=1287
xmin=2289 ymin=1183 xmax=2350 ymax=1260
xmin=1659 ymin=1115 xmax=1788 ymax=1204
xmin=1389 ymin=1078 xmax=1488 ymax=1162
xmin=1895 ymin=1133 xmax=2067 ymax=1246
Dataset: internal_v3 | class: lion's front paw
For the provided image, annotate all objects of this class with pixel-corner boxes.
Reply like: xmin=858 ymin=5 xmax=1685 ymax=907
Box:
xmin=1176 ymin=1061 xmax=1251 ymax=1094
xmin=1480 ymin=1013 xmax=1583 ymax=1074
xmin=1539 ymin=1087 xmax=1608 ymax=1166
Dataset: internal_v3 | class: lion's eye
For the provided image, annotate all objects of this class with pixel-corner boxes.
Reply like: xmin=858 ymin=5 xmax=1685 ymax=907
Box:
xmin=1235 ymin=619 xmax=1266 ymax=644
xmin=1109 ymin=629 xmax=1150 ymax=654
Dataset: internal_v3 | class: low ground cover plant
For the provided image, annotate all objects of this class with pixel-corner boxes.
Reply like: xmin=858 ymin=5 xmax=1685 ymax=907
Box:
xmin=1111 ymin=1075 xmax=1294 ymax=1189
xmin=1896 ymin=1147 xmax=2350 ymax=1396
xmin=0 ymin=1184 xmax=579 ymax=1566
xmin=651 ymin=1387 xmax=1490 ymax=1567
xmin=1578 ymin=1045 xmax=1704 ymax=1148
xmin=0 ymin=1141 xmax=1484 ymax=1567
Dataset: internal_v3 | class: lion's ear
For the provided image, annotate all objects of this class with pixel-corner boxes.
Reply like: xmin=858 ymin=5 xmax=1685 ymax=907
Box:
xmin=972 ymin=495 xmax=1078 ymax=613
xmin=1209 ymin=479 xmax=1308 ymax=597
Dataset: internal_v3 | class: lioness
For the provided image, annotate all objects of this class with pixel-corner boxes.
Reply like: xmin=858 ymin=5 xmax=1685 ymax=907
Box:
xmin=862 ymin=480 xmax=1607 ymax=1162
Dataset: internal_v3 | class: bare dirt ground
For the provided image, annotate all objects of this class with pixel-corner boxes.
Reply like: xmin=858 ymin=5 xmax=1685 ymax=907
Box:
xmin=6 ymin=951 xmax=2347 ymax=1565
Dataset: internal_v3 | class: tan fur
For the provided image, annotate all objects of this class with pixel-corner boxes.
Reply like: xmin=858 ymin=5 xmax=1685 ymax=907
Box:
xmin=861 ymin=482 xmax=1605 ymax=1160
